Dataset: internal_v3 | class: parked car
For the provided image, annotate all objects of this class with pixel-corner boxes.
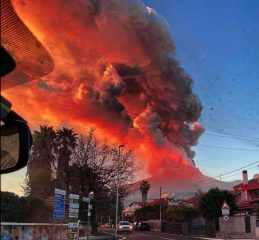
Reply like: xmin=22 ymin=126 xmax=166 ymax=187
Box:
xmin=118 ymin=221 xmax=133 ymax=234
xmin=136 ymin=222 xmax=150 ymax=231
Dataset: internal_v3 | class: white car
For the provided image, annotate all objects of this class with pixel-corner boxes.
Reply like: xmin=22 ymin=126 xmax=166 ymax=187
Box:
xmin=118 ymin=221 xmax=133 ymax=234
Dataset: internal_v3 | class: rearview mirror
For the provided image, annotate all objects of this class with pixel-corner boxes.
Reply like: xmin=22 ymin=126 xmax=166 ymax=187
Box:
xmin=1 ymin=111 xmax=32 ymax=174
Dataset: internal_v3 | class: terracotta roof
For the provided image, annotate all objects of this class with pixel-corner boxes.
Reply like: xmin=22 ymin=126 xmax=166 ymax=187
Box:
xmin=233 ymin=178 xmax=259 ymax=191
xmin=185 ymin=196 xmax=199 ymax=203
xmin=129 ymin=202 xmax=146 ymax=207
xmin=129 ymin=199 xmax=169 ymax=208
xmin=150 ymin=198 xmax=169 ymax=206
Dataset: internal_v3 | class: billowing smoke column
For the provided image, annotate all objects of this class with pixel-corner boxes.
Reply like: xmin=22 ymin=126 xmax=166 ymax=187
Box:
xmin=8 ymin=0 xmax=204 ymax=180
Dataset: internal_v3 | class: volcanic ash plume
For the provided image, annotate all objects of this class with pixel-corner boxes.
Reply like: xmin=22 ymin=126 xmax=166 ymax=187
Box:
xmin=9 ymin=0 xmax=204 ymax=180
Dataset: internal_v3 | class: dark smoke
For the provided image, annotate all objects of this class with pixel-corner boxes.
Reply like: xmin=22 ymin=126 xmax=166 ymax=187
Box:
xmin=12 ymin=0 xmax=204 ymax=173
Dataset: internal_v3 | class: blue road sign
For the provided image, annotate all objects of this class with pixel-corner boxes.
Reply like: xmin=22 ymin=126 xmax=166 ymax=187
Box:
xmin=55 ymin=195 xmax=65 ymax=200
xmin=54 ymin=214 xmax=65 ymax=220
xmin=82 ymin=197 xmax=91 ymax=203
xmin=54 ymin=202 xmax=65 ymax=209
xmin=53 ymin=188 xmax=66 ymax=220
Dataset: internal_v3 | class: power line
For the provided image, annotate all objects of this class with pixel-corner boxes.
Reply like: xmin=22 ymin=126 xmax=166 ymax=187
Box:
xmin=197 ymin=144 xmax=259 ymax=152
xmin=3 ymin=85 xmax=259 ymax=143
xmin=3 ymin=88 xmax=259 ymax=144
xmin=5 ymin=107 xmax=258 ymax=153
xmin=3 ymin=91 xmax=259 ymax=151
xmin=204 ymin=133 xmax=259 ymax=142
xmin=19 ymin=111 xmax=259 ymax=188
xmin=176 ymin=161 xmax=259 ymax=189
xmin=206 ymin=130 xmax=259 ymax=141
xmin=222 ymin=165 xmax=258 ymax=180
xmin=220 ymin=161 xmax=259 ymax=177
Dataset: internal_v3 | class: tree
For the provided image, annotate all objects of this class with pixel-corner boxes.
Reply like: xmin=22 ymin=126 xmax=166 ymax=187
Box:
xmin=1 ymin=192 xmax=29 ymax=222
xmin=55 ymin=127 xmax=77 ymax=191
xmin=70 ymin=129 xmax=136 ymax=196
xmin=134 ymin=205 xmax=162 ymax=221
xmin=198 ymin=188 xmax=236 ymax=220
xmin=198 ymin=188 xmax=237 ymax=237
xmin=26 ymin=125 xmax=56 ymax=199
xmin=70 ymin=129 xmax=136 ymax=230
xmin=139 ymin=180 xmax=151 ymax=203
xmin=164 ymin=206 xmax=199 ymax=223
xmin=23 ymin=126 xmax=137 ymax=225
xmin=28 ymin=125 xmax=56 ymax=172
xmin=27 ymin=197 xmax=52 ymax=222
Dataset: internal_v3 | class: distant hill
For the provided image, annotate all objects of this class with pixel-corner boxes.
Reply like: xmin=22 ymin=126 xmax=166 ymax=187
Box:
xmin=124 ymin=176 xmax=241 ymax=206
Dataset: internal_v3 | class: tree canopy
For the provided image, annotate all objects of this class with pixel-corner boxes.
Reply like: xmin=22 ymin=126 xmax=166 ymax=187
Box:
xmin=1 ymin=191 xmax=28 ymax=222
xmin=24 ymin=125 xmax=137 ymax=223
xmin=139 ymin=180 xmax=151 ymax=202
xmin=198 ymin=188 xmax=237 ymax=221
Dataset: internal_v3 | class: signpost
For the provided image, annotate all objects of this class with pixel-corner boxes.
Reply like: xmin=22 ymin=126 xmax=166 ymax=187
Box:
xmin=53 ymin=188 xmax=66 ymax=220
xmin=221 ymin=201 xmax=231 ymax=239
xmin=68 ymin=193 xmax=80 ymax=240
xmin=53 ymin=188 xmax=66 ymax=240
xmin=83 ymin=194 xmax=94 ymax=240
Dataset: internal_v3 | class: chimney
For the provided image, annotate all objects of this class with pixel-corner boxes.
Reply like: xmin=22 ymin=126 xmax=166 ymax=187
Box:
xmin=253 ymin=174 xmax=259 ymax=182
xmin=243 ymin=170 xmax=248 ymax=185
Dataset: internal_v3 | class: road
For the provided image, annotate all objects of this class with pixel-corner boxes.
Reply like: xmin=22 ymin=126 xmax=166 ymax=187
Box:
xmin=116 ymin=231 xmax=217 ymax=240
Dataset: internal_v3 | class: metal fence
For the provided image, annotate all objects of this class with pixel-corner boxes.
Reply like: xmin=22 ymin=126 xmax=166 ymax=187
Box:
xmin=1 ymin=222 xmax=68 ymax=240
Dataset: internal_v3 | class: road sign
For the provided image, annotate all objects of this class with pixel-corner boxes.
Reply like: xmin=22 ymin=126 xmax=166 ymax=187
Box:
xmin=69 ymin=208 xmax=79 ymax=214
xmin=88 ymin=212 xmax=91 ymax=217
xmin=69 ymin=194 xmax=80 ymax=200
xmin=221 ymin=201 xmax=230 ymax=216
xmin=69 ymin=203 xmax=79 ymax=209
xmin=221 ymin=201 xmax=230 ymax=210
xmin=55 ymin=188 xmax=66 ymax=195
xmin=68 ymin=222 xmax=79 ymax=228
xmin=223 ymin=215 xmax=230 ymax=222
xmin=69 ymin=212 xmax=79 ymax=218
xmin=83 ymin=197 xmax=90 ymax=203
xmin=89 ymin=204 xmax=93 ymax=210
xmin=53 ymin=188 xmax=66 ymax=220
xmin=222 ymin=209 xmax=230 ymax=216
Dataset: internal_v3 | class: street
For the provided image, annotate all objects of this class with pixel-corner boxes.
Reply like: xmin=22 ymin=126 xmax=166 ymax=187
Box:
xmin=114 ymin=231 xmax=219 ymax=240
xmin=124 ymin=232 xmax=197 ymax=240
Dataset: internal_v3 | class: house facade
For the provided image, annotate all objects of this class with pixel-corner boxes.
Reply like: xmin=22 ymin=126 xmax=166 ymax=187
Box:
xmin=122 ymin=202 xmax=145 ymax=218
xmin=232 ymin=170 xmax=259 ymax=212
xmin=122 ymin=198 xmax=169 ymax=219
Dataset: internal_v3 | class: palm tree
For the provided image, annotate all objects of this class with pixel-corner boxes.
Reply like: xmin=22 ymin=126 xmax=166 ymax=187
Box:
xmin=27 ymin=125 xmax=56 ymax=198
xmin=28 ymin=125 xmax=56 ymax=173
xmin=55 ymin=127 xmax=77 ymax=191
xmin=140 ymin=180 xmax=151 ymax=203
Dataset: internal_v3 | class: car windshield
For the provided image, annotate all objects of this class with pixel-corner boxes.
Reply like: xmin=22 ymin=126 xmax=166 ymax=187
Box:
xmin=119 ymin=222 xmax=131 ymax=225
xmin=1 ymin=0 xmax=258 ymax=239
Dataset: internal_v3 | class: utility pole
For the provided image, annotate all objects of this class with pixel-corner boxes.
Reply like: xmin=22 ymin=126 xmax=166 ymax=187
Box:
xmin=115 ymin=144 xmax=124 ymax=239
xmin=159 ymin=186 xmax=162 ymax=232
xmin=220 ymin=174 xmax=222 ymax=190
xmin=86 ymin=191 xmax=94 ymax=240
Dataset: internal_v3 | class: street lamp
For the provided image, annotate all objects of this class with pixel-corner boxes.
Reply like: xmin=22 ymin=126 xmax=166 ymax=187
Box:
xmin=115 ymin=144 xmax=124 ymax=239
xmin=159 ymin=186 xmax=163 ymax=232
xmin=87 ymin=191 xmax=94 ymax=240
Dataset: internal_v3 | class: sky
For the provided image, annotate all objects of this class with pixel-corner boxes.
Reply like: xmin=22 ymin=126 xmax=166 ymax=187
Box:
xmin=142 ymin=0 xmax=259 ymax=178
xmin=1 ymin=0 xmax=259 ymax=195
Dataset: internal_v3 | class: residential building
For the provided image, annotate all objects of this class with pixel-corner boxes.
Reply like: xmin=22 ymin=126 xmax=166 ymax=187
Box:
xmin=122 ymin=198 xmax=169 ymax=218
xmin=232 ymin=170 xmax=259 ymax=212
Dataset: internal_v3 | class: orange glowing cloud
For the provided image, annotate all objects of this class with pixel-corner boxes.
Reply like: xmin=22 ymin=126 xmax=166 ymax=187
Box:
xmin=3 ymin=0 xmax=204 ymax=181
